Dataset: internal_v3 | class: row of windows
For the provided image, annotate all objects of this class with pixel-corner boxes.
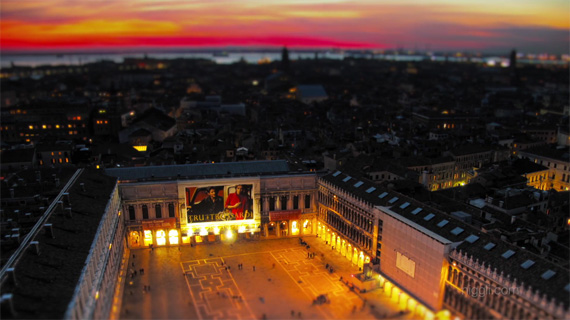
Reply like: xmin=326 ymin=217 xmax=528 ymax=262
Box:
xmin=261 ymin=194 xmax=311 ymax=211
xmin=533 ymin=158 xmax=569 ymax=171
xmin=128 ymin=203 xmax=175 ymax=220
xmin=318 ymin=190 xmax=373 ymax=233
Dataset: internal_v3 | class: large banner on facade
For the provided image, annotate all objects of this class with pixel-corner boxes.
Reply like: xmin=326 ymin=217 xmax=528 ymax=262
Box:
xmin=185 ymin=184 xmax=254 ymax=223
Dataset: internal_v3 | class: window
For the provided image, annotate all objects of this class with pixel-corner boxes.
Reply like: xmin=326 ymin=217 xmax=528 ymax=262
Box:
xmin=128 ymin=206 xmax=135 ymax=220
xmin=269 ymin=197 xmax=276 ymax=211
xmin=304 ymin=195 xmax=311 ymax=209
xmin=280 ymin=196 xmax=288 ymax=210
xmin=501 ymin=250 xmax=515 ymax=259
xmin=168 ymin=203 xmax=175 ymax=217
xmin=388 ymin=196 xmax=399 ymax=204
xmin=293 ymin=195 xmax=299 ymax=210
xmin=521 ymin=260 xmax=535 ymax=269
xmin=155 ymin=204 xmax=162 ymax=218
xmin=465 ymin=235 xmax=479 ymax=243
xmin=451 ymin=227 xmax=464 ymax=235
xmin=142 ymin=205 xmax=149 ymax=219
xmin=541 ymin=270 xmax=556 ymax=280
xmin=437 ymin=219 xmax=449 ymax=227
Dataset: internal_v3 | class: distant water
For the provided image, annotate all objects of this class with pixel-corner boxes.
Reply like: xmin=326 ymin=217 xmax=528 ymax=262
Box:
xmin=1 ymin=51 xmax=566 ymax=69
xmin=1 ymin=51 xmax=319 ymax=68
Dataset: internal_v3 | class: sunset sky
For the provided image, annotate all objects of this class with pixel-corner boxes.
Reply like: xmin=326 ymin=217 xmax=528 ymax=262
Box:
xmin=1 ymin=0 xmax=568 ymax=54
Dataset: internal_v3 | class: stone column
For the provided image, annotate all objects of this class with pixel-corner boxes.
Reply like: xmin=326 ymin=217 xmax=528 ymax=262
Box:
xmin=276 ymin=222 xmax=281 ymax=238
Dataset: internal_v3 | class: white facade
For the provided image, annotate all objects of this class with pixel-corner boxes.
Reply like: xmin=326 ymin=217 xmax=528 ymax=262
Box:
xmin=377 ymin=206 xmax=452 ymax=311
xmin=65 ymin=184 xmax=125 ymax=320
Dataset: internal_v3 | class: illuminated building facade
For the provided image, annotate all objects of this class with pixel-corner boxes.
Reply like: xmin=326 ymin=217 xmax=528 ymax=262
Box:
xmin=519 ymin=147 xmax=570 ymax=191
xmin=317 ymin=169 xmax=569 ymax=320
xmin=105 ymin=161 xmax=317 ymax=249
xmin=0 ymin=101 xmax=90 ymax=144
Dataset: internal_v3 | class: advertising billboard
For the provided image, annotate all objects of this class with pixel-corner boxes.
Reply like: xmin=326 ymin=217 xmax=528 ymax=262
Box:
xmin=186 ymin=184 xmax=255 ymax=224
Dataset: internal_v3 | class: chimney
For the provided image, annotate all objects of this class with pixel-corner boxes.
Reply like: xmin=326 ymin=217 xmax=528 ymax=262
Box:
xmin=1 ymin=293 xmax=16 ymax=317
xmin=30 ymin=241 xmax=40 ymax=255
xmin=57 ymin=201 xmax=64 ymax=213
xmin=6 ymin=268 xmax=17 ymax=285
xmin=62 ymin=193 xmax=70 ymax=206
xmin=44 ymin=224 xmax=54 ymax=238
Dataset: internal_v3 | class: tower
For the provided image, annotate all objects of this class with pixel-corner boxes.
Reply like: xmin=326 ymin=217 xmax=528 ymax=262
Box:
xmin=281 ymin=46 xmax=290 ymax=72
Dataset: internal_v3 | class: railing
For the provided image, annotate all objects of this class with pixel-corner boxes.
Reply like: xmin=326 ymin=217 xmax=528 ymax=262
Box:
xmin=0 ymin=168 xmax=84 ymax=285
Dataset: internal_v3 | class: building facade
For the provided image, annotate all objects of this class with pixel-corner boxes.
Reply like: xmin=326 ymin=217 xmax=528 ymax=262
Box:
xmin=316 ymin=169 xmax=569 ymax=320
xmin=519 ymin=147 xmax=570 ymax=192
xmin=105 ymin=161 xmax=318 ymax=249
xmin=65 ymin=183 xmax=125 ymax=320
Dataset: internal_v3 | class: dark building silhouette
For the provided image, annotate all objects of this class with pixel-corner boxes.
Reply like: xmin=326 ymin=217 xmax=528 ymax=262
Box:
xmin=281 ymin=46 xmax=289 ymax=72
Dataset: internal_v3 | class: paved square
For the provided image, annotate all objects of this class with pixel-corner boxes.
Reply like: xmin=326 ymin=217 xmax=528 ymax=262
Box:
xmin=116 ymin=237 xmax=413 ymax=320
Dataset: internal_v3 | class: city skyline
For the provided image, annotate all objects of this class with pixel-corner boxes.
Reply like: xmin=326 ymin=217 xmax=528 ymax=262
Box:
xmin=1 ymin=0 xmax=569 ymax=55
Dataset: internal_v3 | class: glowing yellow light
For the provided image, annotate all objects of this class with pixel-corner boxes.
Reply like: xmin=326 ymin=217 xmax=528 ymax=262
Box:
xmin=42 ymin=125 xmax=47 ymax=129
xmin=252 ymin=80 xmax=259 ymax=86
xmin=226 ymin=229 xmax=233 ymax=239
xmin=96 ymin=165 xmax=100 ymax=169
xmin=130 ymin=111 xmax=135 ymax=116
xmin=156 ymin=230 xmax=166 ymax=246
xmin=109 ymin=243 xmax=112 ymax=250
xmin=238 ymin=226 xmax=246 ymax=233
xmin=169 ymin=229 xmax=179 ymax=245
xmin=214 ymin=227 xmax=220 ymax=235
xmin=28 ymin=125 xmax=33 ymax=130
xmin=133 ymin=145 xmax=147 ymax=152
xmin=95 ymin=291 xmax=99 ymax=300
xmin=200 ymin=228 xmax=208 ymax=236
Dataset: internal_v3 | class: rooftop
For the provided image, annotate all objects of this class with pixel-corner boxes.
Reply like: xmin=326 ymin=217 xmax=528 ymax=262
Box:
xmin=104 ymin=160 xmax=291 ymax=181
xmin=3 ymin=169 xmax=118 ymax=319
